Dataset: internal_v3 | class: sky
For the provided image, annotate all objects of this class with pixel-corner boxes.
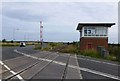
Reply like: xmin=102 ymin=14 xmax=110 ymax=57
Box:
xmin=1 ymin=0 xmax=119 ymax=43
xmin=118 ymin=1 xmax=120 ymax=44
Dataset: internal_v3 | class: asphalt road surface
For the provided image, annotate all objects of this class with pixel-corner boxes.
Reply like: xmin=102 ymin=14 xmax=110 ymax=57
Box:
xmin=1 ymin=46 xmax=119 ymax=81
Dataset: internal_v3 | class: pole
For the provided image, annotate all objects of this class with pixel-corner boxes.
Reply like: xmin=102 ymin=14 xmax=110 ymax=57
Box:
xmin=13 ymin=28 xmax=19 ymax=42
xmin=13 ymin=28 xmax=16 ymax=43
xmin=13 ymin=28 xmax=15 ymax=41
xmin=40 ymin=21 xmax=43 ymax=48
xmin=24 ymin=33 xmax=26 ymax=42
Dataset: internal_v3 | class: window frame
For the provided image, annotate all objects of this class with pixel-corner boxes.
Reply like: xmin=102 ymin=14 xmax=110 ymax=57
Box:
xmin=83 ymin=26 xmax=108 ymax=37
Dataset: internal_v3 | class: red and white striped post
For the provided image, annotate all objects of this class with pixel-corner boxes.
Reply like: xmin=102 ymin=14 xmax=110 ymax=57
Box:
xmin=40 ymin=21 xmax=43 ymax=48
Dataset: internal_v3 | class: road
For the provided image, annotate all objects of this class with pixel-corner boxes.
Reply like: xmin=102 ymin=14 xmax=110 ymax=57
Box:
xmin=1 ymin=46 xmax=119 ymax=81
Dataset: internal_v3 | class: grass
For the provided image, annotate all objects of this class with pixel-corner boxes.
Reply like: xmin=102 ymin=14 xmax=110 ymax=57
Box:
xmin=78 ymin=49 xmax=102 ymax=58
xmin=77 ymin=44 xmax=120 ymax=62
xmin=105 ymin=55 xmax=117 ymax=61
xmin=34 ymin=42 xmax=120 ymax=62
xmin=60 ymin=45 xmax=77 ymax=54
xmin=1 ymin=42 xmax=35 ymax=47
xmin=107 ymin=45 xmax=120 ymax=62
xmin=42 ymin=42 xmax=64 ymax=51
xmin=1 ymin=42 xmax=20 ymax=47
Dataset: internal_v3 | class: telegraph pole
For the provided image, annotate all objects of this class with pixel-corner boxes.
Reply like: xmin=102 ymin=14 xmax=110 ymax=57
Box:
xmin=13 ymin=28 xmax=19 ymax=42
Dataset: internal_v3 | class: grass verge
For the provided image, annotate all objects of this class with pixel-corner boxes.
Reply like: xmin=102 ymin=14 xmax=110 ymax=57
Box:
xmin=34 ymin=42 xmax=120 ymax=62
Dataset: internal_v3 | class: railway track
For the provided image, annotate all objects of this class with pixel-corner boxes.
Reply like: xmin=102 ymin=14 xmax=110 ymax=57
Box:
xmin=1 ymin=50 xmax=77 ymax=81
xmin=1 ymin=46 xmax=119 ymax=80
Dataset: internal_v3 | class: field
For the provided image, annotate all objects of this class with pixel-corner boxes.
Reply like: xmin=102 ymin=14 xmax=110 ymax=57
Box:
xmin=0 ymin=41 xmax=35 ymax=47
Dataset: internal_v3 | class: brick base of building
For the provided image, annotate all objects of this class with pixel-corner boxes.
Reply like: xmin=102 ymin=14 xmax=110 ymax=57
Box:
xmin=80 ymin=37 xmax=108 ymax=50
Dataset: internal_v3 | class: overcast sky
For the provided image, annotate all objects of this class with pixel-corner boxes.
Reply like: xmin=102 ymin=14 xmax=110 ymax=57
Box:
xmin=1 ymin=1 xmax=118 ymax=43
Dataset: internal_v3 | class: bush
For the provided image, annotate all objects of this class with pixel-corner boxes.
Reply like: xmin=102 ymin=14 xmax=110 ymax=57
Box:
xmin=115 ymin=49 xmax=120 ymax=62
xmin=2 ymin=39 xmax=7 ymax=42
xmin=49 ymin=42 xmax=63 ymax=48
xmin=105 ymin=55 xmax=117 ymax=61
xmin=108 ymin=45 xmax=120 ymax=62
xmin=108 ymin=47 xmax=118 ymax=56
xmin=49 ymin=42 xmax=57 ymax=47
xmin=11 ymin=40 xmax=14 ymax=43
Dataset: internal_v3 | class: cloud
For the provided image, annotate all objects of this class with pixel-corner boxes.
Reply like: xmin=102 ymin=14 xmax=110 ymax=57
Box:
xmin=2 ymin=6 xmax=51 ymax=22
xmin=2 ymin=0 xmax=119 ymax=2
xmin=2 ymin=2 xmax=118 ymax=42
xmin=43 ymin=31 xmax=79 ymax=42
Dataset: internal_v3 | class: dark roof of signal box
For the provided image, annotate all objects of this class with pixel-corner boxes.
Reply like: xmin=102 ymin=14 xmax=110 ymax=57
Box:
xmin=76 ymin=23 xmax=115 ymax=30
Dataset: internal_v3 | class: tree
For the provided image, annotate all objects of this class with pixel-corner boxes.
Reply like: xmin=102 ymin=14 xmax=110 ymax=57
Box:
xmin=11 ymin=40 xmax=14 ymax=43
xmin=67 ymin=42 xmax=69 ymax=45
xmin=2 ymin=39 xmax=6 ymax=42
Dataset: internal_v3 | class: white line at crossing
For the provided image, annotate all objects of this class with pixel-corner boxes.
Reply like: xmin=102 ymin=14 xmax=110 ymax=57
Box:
xmin=14 ymin=49 xmax=120 ymax=80
xmin=0 ymin=60 xmax=24 ymax=81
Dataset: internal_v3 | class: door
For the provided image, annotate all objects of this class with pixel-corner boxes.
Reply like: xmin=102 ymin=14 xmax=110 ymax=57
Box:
xmin=88 ymin=44 xmax=93 ymax=49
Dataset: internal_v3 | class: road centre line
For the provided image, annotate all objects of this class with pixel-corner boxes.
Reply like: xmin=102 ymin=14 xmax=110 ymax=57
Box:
xmin=0 ymin=60 xmax=24 ymax=81
xmin=14 ymin=49 xmax=120 ymax=80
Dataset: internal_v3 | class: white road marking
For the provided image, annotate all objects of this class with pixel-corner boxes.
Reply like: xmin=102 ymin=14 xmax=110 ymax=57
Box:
xmin=69 ymin=65 xmax=120 ymax=80
xmin=14 ymin=49 xmax=120 ymax=80
xmin=77 ymin=56 xmax=119 ymax=66
xmin=75 ymin=54 xmax=83 ymax=79
xmin=0 ymin=60 xmax=25 ymax=81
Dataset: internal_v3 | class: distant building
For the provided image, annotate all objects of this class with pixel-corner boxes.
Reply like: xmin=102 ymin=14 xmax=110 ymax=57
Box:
xmin=76 ymin=23 xmax=115 ymax=51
